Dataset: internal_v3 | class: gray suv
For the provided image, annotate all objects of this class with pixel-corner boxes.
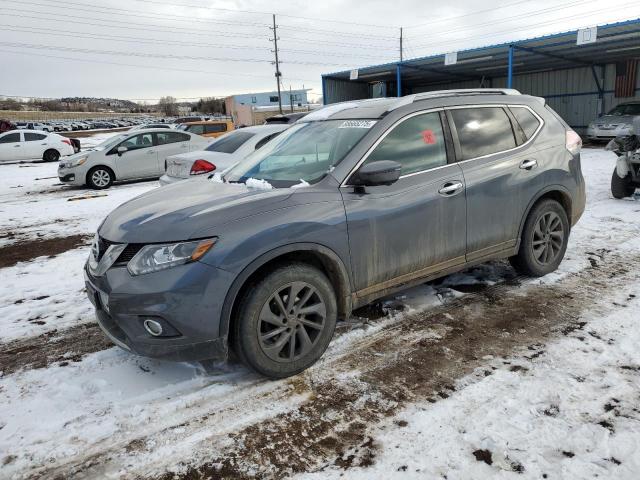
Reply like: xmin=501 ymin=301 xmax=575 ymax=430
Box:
xmin=85 ymin=89 xmax=585 ymax=378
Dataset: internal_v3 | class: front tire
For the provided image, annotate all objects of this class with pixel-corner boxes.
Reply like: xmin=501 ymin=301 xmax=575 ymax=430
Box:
xmin=611 ymin=169 xmax=636 ymax=199
xmin=43 ymin=149 xmax=60 ymax=162
xmin=232 ymin=263 xmax=337 ymax=378
xmin=510 ymin=199 xmax=569 ymax=277
xmin=87 ymin=166 xmax=114 ymax=189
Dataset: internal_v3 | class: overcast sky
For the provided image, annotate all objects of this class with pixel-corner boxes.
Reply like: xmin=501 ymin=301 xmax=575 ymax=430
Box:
xmin=2 ymin=0 xmax=639 ymax=102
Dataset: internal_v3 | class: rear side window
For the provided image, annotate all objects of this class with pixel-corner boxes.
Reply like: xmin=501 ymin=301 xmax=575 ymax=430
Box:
xmin=254 ymin=132 xmax=282 ymax=150
xmin=0 ymin=133 xmax=21 ymax=143
xmin=450 ymin=107 xmax=517 ymax=160
xmin=25 ymin=133 xmax=47 ymax=141
xmin=187 ymin=124 xmax=205 ymax=135
xmin=364 ymin=112 xmax=447 ymax=176
xmin=204 ymin=123 xmax=228 ymax=134
xmin=510 ymin=106 xmax=541 ymax=140
xmin=157 ymin=132 xmax=190 ymax=145
xmin=206 ymin=131 xmax=255 ymax=154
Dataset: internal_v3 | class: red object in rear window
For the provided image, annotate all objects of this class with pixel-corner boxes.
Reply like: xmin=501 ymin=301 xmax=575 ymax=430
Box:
xmin=190 ymin=159 xmax=216 ymax=175
xmin=61 ymin=138 xmax=72 ymax=146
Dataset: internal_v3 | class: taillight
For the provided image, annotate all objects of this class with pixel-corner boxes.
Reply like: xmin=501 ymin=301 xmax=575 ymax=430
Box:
xmin=565 ymin=130 xmax=582 ymax=155
xmin=61 ymin=138 xmax=72 ymax=146
xmin=190 ymin=159 xmax=216 ymax=175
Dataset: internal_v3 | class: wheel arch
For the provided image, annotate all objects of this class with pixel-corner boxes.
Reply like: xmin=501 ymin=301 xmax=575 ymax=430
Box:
xmin=516 ymin=186 xmax=573 ymax=248
xmin=220 ymin=243 xmax=353 ymax=341
xmin=43 ymin=148 xmax=60 ymax=161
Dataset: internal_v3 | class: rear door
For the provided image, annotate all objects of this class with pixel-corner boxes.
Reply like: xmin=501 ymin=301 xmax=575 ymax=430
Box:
xmin=447 ymin=105 xmax=544 ymax=262
xmin=155 ymin=131 xmax=192 ymax=174
xmin=0 ymin=132 xmax=26 ymax=161
xmin=342 ymin=110 xmax=467 ymax=296
xmin=23 ymin=132 xmax=49 ymax=159
xmin=113 ymin=132 xmax=157 ymax=179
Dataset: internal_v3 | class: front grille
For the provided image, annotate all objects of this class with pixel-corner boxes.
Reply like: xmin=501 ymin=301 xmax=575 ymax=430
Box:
xmin=98 ymin=237 xmax=144 ymax=266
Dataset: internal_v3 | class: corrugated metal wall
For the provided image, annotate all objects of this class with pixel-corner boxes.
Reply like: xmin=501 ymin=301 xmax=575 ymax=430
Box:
xmin=327 ymin=63 xmax=640 ymax=134
xmin=323 ymin=78 xmax=369 ymax=103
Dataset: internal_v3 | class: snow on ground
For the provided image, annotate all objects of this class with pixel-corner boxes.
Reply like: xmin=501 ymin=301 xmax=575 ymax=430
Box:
xmin=1 ymin=146 xmax=640 ymax=478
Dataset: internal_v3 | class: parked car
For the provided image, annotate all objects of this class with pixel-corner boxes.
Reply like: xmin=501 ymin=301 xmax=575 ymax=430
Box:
xmin=85 ymin=89 xmax=585 ymax=378
xmin=160 ymin=124 xmax=288 ymax=185
xmin=0 ymin=130 xmax=75 ymax=163
xmin=58 ymin=129 xmax=210 ymax=189
xmin=586 ymin=101 xmax=640 ymax=141
xmin=130 ymin=123 xmax=173 ymax=131
xmin=174 ymin=116 xmax=203 ymax=124
xmin=0 ymin=119 xmax=16 ymax=133
xmin=176 ymin=120 xmax=234 ymax=138
xmin=607 ymin=117 xmax=640 ymax=199
xmin=264 ymin=112 xmax=309 ymax=124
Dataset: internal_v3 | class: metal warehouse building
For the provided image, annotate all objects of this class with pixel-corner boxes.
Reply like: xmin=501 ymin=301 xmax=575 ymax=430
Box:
xmin=321 ymin=19 xmax=640 ymax=134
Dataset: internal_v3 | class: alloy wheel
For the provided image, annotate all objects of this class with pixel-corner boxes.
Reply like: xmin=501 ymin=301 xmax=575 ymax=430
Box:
xmin=92 ymin=170 xmax=111 ymax=188
xmin=258 ymin=281 xmax=327 ymax=363
xmin=532 ymin=211 xmax=564 ymax=265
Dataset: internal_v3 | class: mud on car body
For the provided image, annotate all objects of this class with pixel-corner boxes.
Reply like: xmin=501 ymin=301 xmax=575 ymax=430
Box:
xmin=86 ymin=89 xmax=585 ymax=378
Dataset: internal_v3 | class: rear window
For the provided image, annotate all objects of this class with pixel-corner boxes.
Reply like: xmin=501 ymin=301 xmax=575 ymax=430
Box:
xmin=204 ymin=123 xmax=228 ymax=134
xmin=510 ymin=106 xmax=541 ymax=140
xmin=206 ymin=131 xmax=255 ymax=154
xmin=450 ymin=107 xmax=517 ymax=160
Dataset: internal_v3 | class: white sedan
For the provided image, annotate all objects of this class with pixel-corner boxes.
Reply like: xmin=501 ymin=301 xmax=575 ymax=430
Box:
xmin=159 ymin=124 xmax=288 ymax=185
xmin=58 ymin=129 xmax=211 ymax=189
xmin=0 ymin=130 xmax=75 ymax=163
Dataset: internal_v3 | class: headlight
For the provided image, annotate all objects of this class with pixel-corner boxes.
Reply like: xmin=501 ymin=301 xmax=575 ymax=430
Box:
xmin=588 ymin=123 xmax=595 ymax=129
xmin=618 ymin=123 xmax=631 ymax=129
xmin=65 ymin=155 xmax=88 ymax=168
xmin=127 ymin=238 xmax=216 ymax=276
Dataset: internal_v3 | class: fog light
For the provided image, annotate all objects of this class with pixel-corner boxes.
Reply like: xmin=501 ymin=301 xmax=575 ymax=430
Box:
xmin=99 ymin=291 xmax=110 ymax=314
xmin=143 ymin=319 xmax=163 ymax=337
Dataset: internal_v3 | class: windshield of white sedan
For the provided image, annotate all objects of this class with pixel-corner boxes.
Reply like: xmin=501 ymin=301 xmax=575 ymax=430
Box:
xmin=607 ymin=104 xmax=640 ymax=116
xmin=224 ymin=120 xmax=373 ymax=187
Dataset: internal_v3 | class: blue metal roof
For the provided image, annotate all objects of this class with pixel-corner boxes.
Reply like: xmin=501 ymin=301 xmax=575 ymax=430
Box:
xmin=323 ymin=18 xmax=640 ymax=84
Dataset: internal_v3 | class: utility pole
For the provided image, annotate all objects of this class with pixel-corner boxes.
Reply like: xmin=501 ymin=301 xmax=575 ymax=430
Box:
xmin=270 ymin=14 xmax=283 ymax=115
xmin=289 ymin=85 xmax=294 ymax=113
xmin=399 ymin=27 xmax=403 ymax=62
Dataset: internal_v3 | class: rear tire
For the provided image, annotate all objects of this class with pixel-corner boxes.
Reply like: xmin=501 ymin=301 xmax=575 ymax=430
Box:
xmin=87 ymin=166 xmax=114 ymax=189
xmin=611 ymin=168 xmax=636 ymax=199
xmin=43 ymin=149 xmax=60 ymax=163
xmin=510 ymin=199 xmax=569 ymax=277
xmin=231 ymin=263 xmax=337 ymax=378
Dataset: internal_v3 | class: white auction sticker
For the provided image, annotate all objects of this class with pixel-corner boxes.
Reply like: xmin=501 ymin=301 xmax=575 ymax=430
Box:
xmin=339 ymin=120 xmax=377 ymax=129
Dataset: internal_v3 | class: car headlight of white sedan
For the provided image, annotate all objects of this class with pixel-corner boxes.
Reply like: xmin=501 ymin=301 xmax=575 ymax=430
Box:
xmin=62 ymin=155 xmax=88 ymax=168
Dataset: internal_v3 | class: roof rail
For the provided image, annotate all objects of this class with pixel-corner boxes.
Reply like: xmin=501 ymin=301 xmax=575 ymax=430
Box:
xmin=414 ymin=88 xmax=521 ymax=100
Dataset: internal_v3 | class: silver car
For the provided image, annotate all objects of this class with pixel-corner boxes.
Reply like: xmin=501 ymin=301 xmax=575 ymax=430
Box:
xmin=587 ymin=101 xmax=640 ymax=141
xmin=159 ymin=124 xmax=288 ymax=185
xmin=58 ymin=129 xmax=210 ymax=189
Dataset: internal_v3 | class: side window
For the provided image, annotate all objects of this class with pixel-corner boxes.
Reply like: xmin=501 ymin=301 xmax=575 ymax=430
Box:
xmin=0 ymin=133 xmax=21 ymax=143
xmin=188 ymin=125 xmax=205 ymax=135
xmin=450 ymin=107 xmax=517 ymax=160
xmin=510 ymin=106 xmax=541 ymax=140
xmin=255 ymin=132 xmax=282 ymax=150
xmin=24 ymin=133 xmax=47 ymax=141
xmin=157 ymin=132 xmax=190 ymax=145
xmin=204 ymin=124 xmax=228 ymax=134
xmin=121 ymin=133 xmax=153 ymax=151
xmin=364 ymin=112 xmax=447 ymax=176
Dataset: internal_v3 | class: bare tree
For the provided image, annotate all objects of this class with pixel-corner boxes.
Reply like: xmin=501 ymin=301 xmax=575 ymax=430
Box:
xmin=158 ymin=96 xmax=178 ymax=116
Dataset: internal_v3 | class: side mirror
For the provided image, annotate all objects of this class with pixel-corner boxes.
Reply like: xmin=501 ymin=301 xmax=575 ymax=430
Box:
xmin=351 ymin=160 xmax=402 ymax=187
xmin=117 ymin=146 xmax=128 ymax=156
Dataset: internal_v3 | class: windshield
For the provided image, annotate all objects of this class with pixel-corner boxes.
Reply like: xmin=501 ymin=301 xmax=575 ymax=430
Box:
xmin=224 ymin=120 xmax=373 ymax=187
xmin=97 ymin=134 xmax=129 ymax=150
xmin=206 ymin=130 xmax=255 ymax=154
xmin=607 ymin=104 xmax=640 ymax=116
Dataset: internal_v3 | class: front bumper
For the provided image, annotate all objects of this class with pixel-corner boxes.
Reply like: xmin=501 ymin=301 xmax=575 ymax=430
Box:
xmin=84 ymin=259 xmax=235 ymax=362
xmin=586 ymin=126 xmax=633 ymax=140
xmin=58 ymin=166 xmax=85 ymax=185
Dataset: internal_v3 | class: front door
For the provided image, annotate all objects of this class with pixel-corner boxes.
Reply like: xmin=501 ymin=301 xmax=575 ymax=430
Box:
xmin=341 ymin=110 xmax=467 ymax=297
xmin=447 ymin=105 xmax=545 ymax=261
xmin=114 ymin=132 xmax=157 ymax=179
xmin=0 ymin=132 xmax=25 ymax=161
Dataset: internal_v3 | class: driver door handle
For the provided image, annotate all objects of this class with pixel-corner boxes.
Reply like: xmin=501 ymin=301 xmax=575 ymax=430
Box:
xmin=438 ymin=181 xmax=464 ymax=196
xmin=520 ymin=159 xmax=538 ymax=170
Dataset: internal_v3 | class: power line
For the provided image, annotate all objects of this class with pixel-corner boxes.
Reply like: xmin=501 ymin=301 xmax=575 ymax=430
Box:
xmin=405 ymin=0 xmax=532 ymax=29
xmin=131 ymin=0 xmax=400 ymax=30
xmin=0 ymin=48 xmax=318 ymax=83
xmin=4 ymin=0 xmax=270 ymax=28
xmin=409 ymin=4 xmax=640 ymax=50
xmin=276 ymin=24 xmax=398 ymax=41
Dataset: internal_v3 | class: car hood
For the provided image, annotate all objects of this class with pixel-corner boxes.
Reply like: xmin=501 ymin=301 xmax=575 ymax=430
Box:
xmin=595 ymin=115 xmax=635 ymax=125
xmin=99 ymin=177 xmax=292 ymax=243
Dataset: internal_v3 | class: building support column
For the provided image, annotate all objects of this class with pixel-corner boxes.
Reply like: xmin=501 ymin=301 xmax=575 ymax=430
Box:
xmin=321 ymin=76 xmax=327 ymax=105
xmin=507 ymin=45 xmax=514 ymax=88
xmin=396 ymin=64 xmax=402 ymax=97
